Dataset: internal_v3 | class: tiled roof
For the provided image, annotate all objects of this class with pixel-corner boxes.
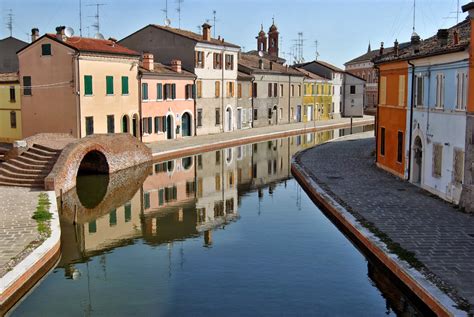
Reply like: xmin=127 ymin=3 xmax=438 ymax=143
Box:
xmin=245 ymin=50 xmax=286 ymax=64
xmin=293 ymin=67 xmax=327 ymax=81
xmin=374 ymin=19 xmax=470 ymax=64
xmin=345 ymin=47 xmax=394 ymax=65
xmin=151 ymin=25 xmax=240 ymax=49
xmin=239 ymin=53 xmax=303 ymax=76
xmin=139 ymin=62 xmax=195 ymax=77
xmin=237 ymin=71 xmax=253 ymax=80
xmin=0 ymin=72 xmax=19 ymax=83
xmin=294 ymin=60 xmax=344 ymax=73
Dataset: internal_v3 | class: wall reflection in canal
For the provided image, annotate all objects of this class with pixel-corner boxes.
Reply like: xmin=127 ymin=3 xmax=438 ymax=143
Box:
xmin=12 ymin=125 xmax=433 ymax=316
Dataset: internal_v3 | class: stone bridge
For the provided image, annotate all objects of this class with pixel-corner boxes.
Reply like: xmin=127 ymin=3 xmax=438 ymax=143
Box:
xmin=45 ymin=134 xmax=152 ymax=196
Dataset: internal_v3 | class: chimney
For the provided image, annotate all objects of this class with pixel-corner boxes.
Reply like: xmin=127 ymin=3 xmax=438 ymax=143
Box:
xmin=437 ymin=29 xmax=449 ymax=46
xmin=31 ymin=28 xmax=39 ymax=42
xmin=108 ymin=37 xmax=117 ymax=43
xmin=259 ymin=58 xmax=264 ymax=70
xmin=171 ymin=59 xmax=182 ymax=73
xmin=394 ymin=39 xmax=399 ymax=56
xmin=453 ymin=30 xmax=459 ymax=45
xmin=141 ymin=53 xmax=154 ymax=71
xmin=379 ymin=42 xmax=384 ymax=55
xmin=202 ymin=23 xmax=211 ymax=41
xmin=55 ymin=26 xmax=66 ymax=41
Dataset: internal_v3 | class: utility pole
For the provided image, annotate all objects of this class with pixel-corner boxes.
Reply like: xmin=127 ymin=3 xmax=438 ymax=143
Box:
xmin=87 ymin=3 xmax=106 ymax=35
xmin=6 ymin=9 xmax=13 ymax=37
xmin=412 ymin=0 xmax=416 ymax=32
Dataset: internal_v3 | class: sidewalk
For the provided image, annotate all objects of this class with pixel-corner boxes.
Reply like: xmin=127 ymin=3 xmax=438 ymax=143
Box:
xmin=147 ymin=116 xmax=374 ymax=159
xmin=293 ymin=132 xmax=474 ymax=315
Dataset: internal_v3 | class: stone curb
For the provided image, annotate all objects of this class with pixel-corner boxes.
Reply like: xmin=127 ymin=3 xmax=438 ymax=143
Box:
xmin=0 ymin=191 xmax=61 ymax=315
xmin=152 ymin=118 xmax=374 ymax=161
xmin=291 ymin=148 xmax=467 ymax=317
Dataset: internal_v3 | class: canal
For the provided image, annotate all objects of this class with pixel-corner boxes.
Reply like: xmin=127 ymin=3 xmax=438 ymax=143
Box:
xmin=11 ymin=127 xmax=433 ymax=316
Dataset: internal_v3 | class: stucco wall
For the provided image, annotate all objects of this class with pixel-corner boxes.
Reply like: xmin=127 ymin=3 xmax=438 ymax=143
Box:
xmin=343 ymin=75 xmax=364 ymax=117
xmin=0 ymin=83 xmax=22 ymax=142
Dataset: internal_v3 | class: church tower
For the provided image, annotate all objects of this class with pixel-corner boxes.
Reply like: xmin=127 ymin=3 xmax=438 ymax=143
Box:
xmin=268 ymin=19 xmax=279 ymax=57
xmin=256 ymin=24 xmax=267 ymax=52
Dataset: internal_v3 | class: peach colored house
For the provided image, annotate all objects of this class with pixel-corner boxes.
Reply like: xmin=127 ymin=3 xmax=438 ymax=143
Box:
xmin=139 ymin=53 xmax=196 ymax=142
xmin=18 ymin=27 xmax=141 ymax=138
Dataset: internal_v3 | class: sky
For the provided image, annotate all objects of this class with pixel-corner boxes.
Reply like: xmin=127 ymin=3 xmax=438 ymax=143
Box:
xmin=0 ymin=0 xmax=467 ymax=68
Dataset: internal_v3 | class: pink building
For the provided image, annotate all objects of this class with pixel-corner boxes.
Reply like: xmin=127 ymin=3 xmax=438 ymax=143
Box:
xmin=139 ymin=53 xmax=196 ymax=142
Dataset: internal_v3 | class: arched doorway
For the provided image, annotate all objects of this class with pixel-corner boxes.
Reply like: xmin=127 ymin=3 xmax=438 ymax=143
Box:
xmin=413 ymin=136 xmax=423 ymax=184
xmin=122 ymin=115 xmax=130 ymax=133
xmin=132 ymin=114 xmax=138 ymax=137
xmin=226 ymin=107 xmax=232 ymax=131
xmin=166 ymin=114 xmax=174 ymax=139
xmin=273 ymin=105 xmax=278 ymax=125
xmin=182 ymin=112 xmax=192 ymax=137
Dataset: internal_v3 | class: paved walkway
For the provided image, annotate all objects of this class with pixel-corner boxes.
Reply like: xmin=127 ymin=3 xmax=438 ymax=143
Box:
xmin=295 ymin=132 xmax=474 ymax=313
xmin=147 ymin=116 xmax=374 ymax=156
xmin=0 ymin=186 xmax=43 ymax=277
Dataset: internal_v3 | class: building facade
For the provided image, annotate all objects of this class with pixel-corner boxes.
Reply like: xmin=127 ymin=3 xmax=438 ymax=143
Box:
xmin=120 ymin=24 xmax=240 ymax=135
xmin=18 ymin=28 xmax=141 ymax=138
xmin=139 ymin=54 xmax=196 ymax=143
xmin=296 ymin=67 xmax=332 ymax=121
xmin=0 ymin=73 xmax=22 ymax=142
xmin=236 ymin=71 xmax=253 ymax=129
xmin=343 ymin=73 xmax=365 ymax=117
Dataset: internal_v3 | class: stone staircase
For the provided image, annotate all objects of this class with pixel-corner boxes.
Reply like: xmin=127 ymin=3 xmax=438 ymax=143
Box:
xmin=0 ymin=144 xmax=62 ymax=188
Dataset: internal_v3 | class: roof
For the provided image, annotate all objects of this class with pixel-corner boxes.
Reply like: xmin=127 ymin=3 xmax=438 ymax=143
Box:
xmin=294 ymin=60 xmax=345 ymax=73
xmin=18 ymin=34 xmax=140 ymax=57
xmin=237 ymin=71 xmax=253 ymax=81
xmin=238 ymin=53 xmax=303 ymax=76
xmin=293 ymin=67 xmax=327 ymax=81
xmin=139 ymin=62 xmax=195 ymax=78
xmin=245 ymin=50 xmax=286 ymax=64
xmin=0 ymin=37 xmax=28 ymax=72
xmin=374 ymin=18 xmax=470 ymax=64
xmin=345 ymin=71 xmax=366 ymax=82
xmin=345 ymin=47 xmax=394 ymax=65
xmin=0 ymin=72 xmax=19 ymax=83
xmin=150 ymin=24 xmax=240 ymax=49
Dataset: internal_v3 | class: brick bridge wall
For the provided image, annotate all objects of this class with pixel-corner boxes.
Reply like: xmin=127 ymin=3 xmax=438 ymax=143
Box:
xmin=45 ymin=134 xmax=152 ymax=196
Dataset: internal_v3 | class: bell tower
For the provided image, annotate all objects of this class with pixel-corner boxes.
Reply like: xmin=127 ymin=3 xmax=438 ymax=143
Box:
xmin=256 ymin=24 xmax=267 ymax=52
xmin=268 ymin=18 xmax=279 ymax=57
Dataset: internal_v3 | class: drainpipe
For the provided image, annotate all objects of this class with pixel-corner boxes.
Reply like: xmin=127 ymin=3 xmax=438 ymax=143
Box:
xmin=251 ymin=77 xmax=255 ymax=128
xmin=221 ymin=50 xmax=225 ymax=132
xmin=374 ymin=64 xmax=380 ymax=163
xmin=138 ymin=70 xmax=143 ymax=142
xmin=193 ymin=77 xmax=197 ymax=136
xmin=407 ymin=60 xmax=415 ymax=181
xmin=288 ymin=75 xmax=291 ymax=123
xmin=74 ymin=52 xmax=81 ymax=138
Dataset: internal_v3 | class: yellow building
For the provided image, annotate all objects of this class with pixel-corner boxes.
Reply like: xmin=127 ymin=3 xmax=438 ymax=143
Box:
xmin=0 ymin=72 xmax=21 ymax=142
xmin=297 ymin=68 xmax=332 ymax=122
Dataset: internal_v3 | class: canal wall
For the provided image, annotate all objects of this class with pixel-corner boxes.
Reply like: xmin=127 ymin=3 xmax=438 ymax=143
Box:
xmin=0 ymin=191 xmax=60 ymax=315
xmin=291 ymin=134 xmax=468 ymax=317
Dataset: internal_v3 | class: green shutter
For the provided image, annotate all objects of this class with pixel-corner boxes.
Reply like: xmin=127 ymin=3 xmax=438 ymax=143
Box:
xmin=142 ymin=83 xmax=148 ymax=100
xmin=157 ymin=83 xmax=163 ymax=99
xmin=158 ymin=189 xmax=164 ymax=206
xmin=41 ymin=44 xmax=51 ymax=56
xmin=109 ymin=209 xmax=117 ymax=226
xmin=121 ymin=76 xmax=129 ymax=95
xmin=84 ymin=75 xmax=93 ymax=95
xmin=171 ymin=84 xmax=176 ymax=99
xmin=106 ymin=76 xmax=114 ymax=95
xmin=124 ymin=203 xmax=132 ymax=222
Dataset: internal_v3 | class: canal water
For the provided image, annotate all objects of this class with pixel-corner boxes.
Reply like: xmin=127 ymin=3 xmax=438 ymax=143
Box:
xmin=11 ymin=127 xmax=433 ymax=316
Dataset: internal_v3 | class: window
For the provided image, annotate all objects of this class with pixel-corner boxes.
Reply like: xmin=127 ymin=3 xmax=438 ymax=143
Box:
xmin=171 ymin=83 xmax=176 ymax=99
xmin=213 ymin=53 xmax=222 ymax=69
xmin=332 ymin=86 xmax=335 ymax=95
xmin=304 ymin=84 xmax=308 ymax=95
xmin=225 ymin=54 xmax=234 ymax=70
xmin=397 ymin=131 xmax=403 ymax=163
xmin=124 ymin=203 xmax=132 ymax=222
xmin=253 ymin=109 xmax=258 ymax=120
xmin=164 ymin=84 xmax=170 ymax=100
xmin=144 ymin=192 xmax=150 ymax=209
xmin=398 ymin=75 xmax=405 ymax=106
xmin=380 ymin=127 xmax=385 ymax=156
xmin=253 ymin=82 xmax=258 ymax=97
xmin=268 ymin=83 xmax=272 ymax=97
xmin=273 ymin=83 xmax=277 ymax=97
xmin=41 ymin=43 xmax=51 ymax=56
xmin=142 ymin=83 xmax=148 ymax=100
xmin=107 ymin=115 xmax=115 ymax=133
xmin=142 ymin=117 xmax=152 ymax=134
xmin=85 ymin=116 xmax=94 ymax=135
xmin=185 ymin=84 xmax=193 ymax=99
xmin=216 ymin=150 xmax=221 ymax=164
xmin=215 ymin=174 xmax=221 ymax=191
xmin=109 ymin=210 xmax=117 ymax=227
xmin=154 ymin=116 xmax=160 ymax=133
xmin=433 ymin=144 xmax=443 ymax=177
xmin=280 ymin=84 xmax=284 ymax=97
xmin=453 ymin=149 xmax=464 ymax=184
xmin=88 ymin=220 xmax=96 ymax=234
xmin=9 ymin=86 xmax=15 ymax=102
xmin=415 ymin=75 xmax=424 ymax=107
xmin=196 ymin=80 xmax=202 ymax=98
xmin=23 ymin=76 xmax=32 ymax=96
xmin=161 ymin=116 xmax=167 ymax=132
xmin=379 ymin=76 xmax=387 ymax=105
xmin=291 ymin=84 xmax=295 ymax=97
xmin=456 ymin=71 xmax=468 ymax=110
xmin=156 ymin=83 xmax=163 ymax=100
xmin=195 ymin=51 xmax=205 ymax=68
xmin=237 ymin=83 xmax=242 ymax=98
xmin=268 ymin=108 xmax=273 ymax=119
xmin=435 ymin=73 xmax=445 ymax=108
xmin=227 ymin=82 xmax=234 ymax=97
xmin=197 ymin=109 xmax=203 ymax=127
xmin=215 ymin=108 xmax=221 ymax=125
xmin=298 ymin=85 xmax=302 ymax=96
xmin=350 ymin=85 xmax=356 ymax=94
xmin=10 ymin=111 xmax=16 ymax=129
xmin=106 ymin=76 xmax=114 ymax=95
xmin=121 ymin=76 xmax=128 ymax=95
xmin=215 ymin=81 xmax=220 ymax=98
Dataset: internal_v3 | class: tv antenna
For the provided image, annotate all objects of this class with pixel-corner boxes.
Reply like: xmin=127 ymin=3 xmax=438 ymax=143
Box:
xmin=79 ymin=0 xmax=83 ymax=36
xmin=412 ymin=0 xmax=416 ymax=32
xmin=162 ymin=0 xmax=169 ymax=20
xmin=87 ymin=3 xmax=106 ymax=34
xmin=212 ymin=10 xmax=218 ymax=38
xmin=443 ymin=0 xmax=462 ymax=24
xmin=176 ymin=0 xmax=184 ymax=29
xmin=6 ymin=9 xmax=13 ymax=37
xmin=314 ymin=40 xmax=319 ymax=60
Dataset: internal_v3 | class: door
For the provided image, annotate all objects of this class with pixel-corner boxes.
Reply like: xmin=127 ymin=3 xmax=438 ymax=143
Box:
xmin=132 ymin=115 xmax=138 ymax=137
xmin=237 ymin=109 xmax=242 ymax=129
xmin=166 ymin=115 xmax=173 ymax=139
xmin=226 ymin=108 xmax=232 ymax=131
xmin=296 ymin=105 xmax=302 ymax=122
xmin=307 ymin=106 xmax=313 ymax=121
xmin=182 ymin=113 xmax=191 ymax=137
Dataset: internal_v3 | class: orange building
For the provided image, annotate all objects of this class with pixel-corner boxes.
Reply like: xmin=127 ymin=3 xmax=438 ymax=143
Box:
xmin=375 ymin=59 xmax=408 ymax=178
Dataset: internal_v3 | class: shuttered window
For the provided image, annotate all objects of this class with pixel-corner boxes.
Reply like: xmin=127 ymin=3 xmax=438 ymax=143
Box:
xmin=84 ymin=75 xmax=92 ymax=96
xmin=142 ymin=83 xmax=148 ymax=100
xmin=398 ymin=75 xmax=405 ymax=106
xmin=238 ymin=83 xmax=242 ymax=98
xmin=85 ymin=116 xmax=94 ymax=135
xmin=107 ymin=115 xmax=115 ymax=133
xmin=121 ymin=76 xmax=129 ymax=95
xmin=215 ymin=81 xmax=220 ymax=98
xmin=197 ymin=81 xmax=202 ymax=98
xmin=379 ymin=76 xmax=387 ymax=105
xmin=268 ymin=83 xmax=272 ymax=97
xmin=415 ymin=75 xmax=424 ymax=107
xmin=157 ymin=83 xmax=163 ymax=100
xmin=227 ymin=82 xmax=234 ymax=97
xmin=154 ymin=117 xmax=160 ymax=133
xmin=10 ymin=111 xmax=16 ymax=129
xmin=397 ymin=131 xmax=403 ymax=163
xmin=197 ymin=109 xmax=203 ymax=127
xmin=454 ymin=149 xmax=464 ymax=184
xmin=433 ymin=144 xmax=443 ymax=177
xmin=456 ymin=71 xmax=468 ymax=110
xmin=435 ymin=73 xmax=445 ymax=108
xmin=9 ymin=86 xmax=15 ymax=102
xmin=195 ymin=51 xmax=205 ymax=68
xmin=171 ymin=83 xmax=176 ymax=99
xmin=273 ymin=83 xmax=277 ymax=97
xmin=23 ymin=76 xmax=32 ymax=96
xmin=106 ymin=76 xmax=114 ymax=95
xmin=215 ymin=108 xmax=221 ymax=125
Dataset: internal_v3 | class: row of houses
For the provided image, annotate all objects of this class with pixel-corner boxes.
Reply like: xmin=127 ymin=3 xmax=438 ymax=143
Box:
xmin=0 ymin=21 xmax=365 ymax=144
xmin=373 ymin=2 xmax=474 ymax=212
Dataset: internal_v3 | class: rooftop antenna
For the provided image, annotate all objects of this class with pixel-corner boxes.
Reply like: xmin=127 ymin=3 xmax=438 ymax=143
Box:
xmin=162 ymin=0 xmax=168 ymax=20
xmin=443 ymin=0 xmax=462 ymax=24
xmin=196 ymin=25 xmax=201 ymax=33
xmin=79 ymin=0 xmax=83 ymax=36
xmin=412 ymin=0 xmax=416 ymax=32
xmin=87 ymin=3 xmax=106 ymax=34
xmin=6 ymin=9 xmax=13 ymax=37
xmin=176 ymin=0 xmax=184 ymax=29
xmin=212 ymin=10 xmax=217 ymax=38
xmin=314 ymin=40 xmax=320 ymax=61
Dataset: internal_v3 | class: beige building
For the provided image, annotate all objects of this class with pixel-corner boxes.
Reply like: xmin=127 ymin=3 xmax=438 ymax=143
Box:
xmin=18 ymin=27 xmax=141 ymax=138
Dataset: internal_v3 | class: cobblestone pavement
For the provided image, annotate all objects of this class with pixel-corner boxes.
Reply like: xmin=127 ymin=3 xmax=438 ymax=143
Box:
xmin=296 ymin=132 xmax=474 ymax=313
xmin=148 ymin=116 xmax=374 ymax=155
xmin=0 ymin=186 xmax=43 ymax=277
